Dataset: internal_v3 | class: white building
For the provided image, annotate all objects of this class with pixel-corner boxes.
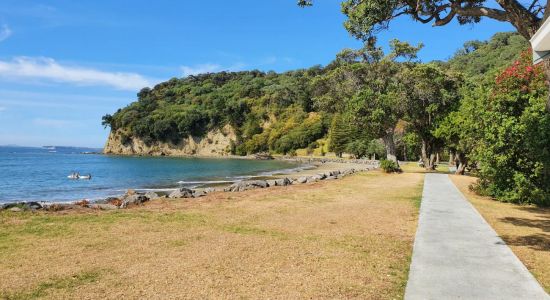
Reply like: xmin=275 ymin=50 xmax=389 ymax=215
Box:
xmin=530 ymin=17 xmax=550 ymax=64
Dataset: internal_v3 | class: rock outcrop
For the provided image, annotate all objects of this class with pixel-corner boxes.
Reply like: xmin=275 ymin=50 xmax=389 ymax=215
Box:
xmin=103 ymin=124 xmax=237 ymax=157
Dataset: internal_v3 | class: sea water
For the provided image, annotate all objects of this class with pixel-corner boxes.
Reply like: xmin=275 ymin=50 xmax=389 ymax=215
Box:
xmin=0 ymin=146 xmax=301 ymax=203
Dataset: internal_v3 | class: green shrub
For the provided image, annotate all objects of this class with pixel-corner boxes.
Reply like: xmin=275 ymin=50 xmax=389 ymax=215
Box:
xmin=380 ymin=159 xmax=401 ymax=173
xmin=470 ymin=52 xmax=550 ymax=206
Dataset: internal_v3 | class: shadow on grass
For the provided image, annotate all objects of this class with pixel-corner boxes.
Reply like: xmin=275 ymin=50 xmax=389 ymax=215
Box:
xmin=500 ymin=233 xmax=550 ymax=252
xmin=500 ymin=217 xmax=550 ymax=232
xmin=499 ymin=208 xmax=550 ymax=251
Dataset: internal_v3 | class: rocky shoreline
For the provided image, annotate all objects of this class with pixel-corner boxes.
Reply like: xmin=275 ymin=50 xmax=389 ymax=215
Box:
xmin=1 ymin=162 xmax=377 ymax=212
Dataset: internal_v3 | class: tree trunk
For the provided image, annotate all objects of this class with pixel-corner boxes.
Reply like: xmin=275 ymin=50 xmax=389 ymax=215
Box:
xmin=421 ymin=139 xmax=435 ymax=170
xmin=382 ymin=130 xmax=398 ymax=163
xmin=429 ymin=153 xmax=437 ymax=170
xmin=455 ymin=152 xmax=468 ymax=175
xmin=449 ymin=151 xmax=455 ymax=165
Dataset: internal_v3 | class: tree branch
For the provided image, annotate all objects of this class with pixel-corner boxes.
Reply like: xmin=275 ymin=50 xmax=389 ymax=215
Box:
xmin=452 ymin=5 xmax=509 ymax=22
xmin=495 ymin=0 xmax=541 ymax=37
xmin=544 ymin=0 xmax=550 ymax=21
xmin=528 ymin=0 xmax=539 ymax=12
xmin=434 ymin=10 xmax=457 ymax=26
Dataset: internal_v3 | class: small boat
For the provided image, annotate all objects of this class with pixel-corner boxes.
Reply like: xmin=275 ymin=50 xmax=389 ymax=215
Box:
xmin=67 ymin=172 xmax=92 ymax=180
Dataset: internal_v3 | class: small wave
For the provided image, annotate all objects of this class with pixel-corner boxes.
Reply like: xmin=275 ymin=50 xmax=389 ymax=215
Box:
xmin=228 ymin=175 xmax=254 ymax=180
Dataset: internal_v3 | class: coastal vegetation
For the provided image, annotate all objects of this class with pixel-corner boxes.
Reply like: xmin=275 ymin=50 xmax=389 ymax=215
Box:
xmin=103 ymin=30 xmax=550 ymax=205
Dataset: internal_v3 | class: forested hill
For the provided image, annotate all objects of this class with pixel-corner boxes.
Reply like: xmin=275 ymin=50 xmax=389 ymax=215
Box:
xmin=448 ymin=32 xmax=527 ymax=79
xmin=102 ymin=31 xmax=528 ymax=157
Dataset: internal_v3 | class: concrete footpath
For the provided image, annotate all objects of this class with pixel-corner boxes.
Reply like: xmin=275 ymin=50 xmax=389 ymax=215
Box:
xmin=405 ymin=173 xmax=549 ymax=300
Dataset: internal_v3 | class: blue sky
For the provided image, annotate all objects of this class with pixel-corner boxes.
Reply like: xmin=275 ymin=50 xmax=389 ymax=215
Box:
xmin=0 ymin=0 xmax=514 ymax=147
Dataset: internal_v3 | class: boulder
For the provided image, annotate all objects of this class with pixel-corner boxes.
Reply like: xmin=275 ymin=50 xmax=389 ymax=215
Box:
xmin=342 ymin=169 xmax=355 ymax=176
xmin=2 ymin=202 xmax=43 ymax=211
xmin=43 ymin=203 xmax=77 ymax=211
xmin=26 ymin=202 xmax=43 ymax=210
xmin=204 ymin=187 xmax=217 ymax=193
xmin=325 ymin=176 xmax=337 ymax=180
xmin=144 ymin=191 xmax=159 ymax=200
xmin=9 ymin=207 xmax=22 ymax=212
xmin=297 ymin=176 xmax=308 ymax=184
xmin=274 ymin=178 xmax=291 ymax=186
xmin=169 ymin=188 xmax=194 ymax=199
xmin=266 ymin=180 xmax=277 ymax=187
xmin=225 ymin=180 xmax=269 ymax=192
xmin=1 ymin=202 xmax=19 ymax=210
xmin=308 ymin=175 xmax=324 ymax=182
xmin=317 ymin=173 xmax=327 ymax=180
xmin=121 ymin=194 xmax=149 ymax=208
xmin=192 ymin=190 xmax=207 ymax=198
xmin=250 ymin=180 xmax=269 ymax=188
xmin=126 ymin=189 xmax=137 ymax=196
xmin=104 ymin=197 xmax=122 ymax=206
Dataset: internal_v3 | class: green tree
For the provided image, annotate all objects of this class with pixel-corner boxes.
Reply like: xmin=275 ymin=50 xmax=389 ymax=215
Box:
xmin=314 ymin=40 xmax=422 ymax=162
xmin=328 ymin=114 xmax=350 ymax=157
xmin=401 ymin=63 xmax=461 ymax=170
xmin=299 ymin=0 xmax=542 ymax=42
xmin=299 ymin=0 xmax=550 ymax=111
xmin=434 ymin=84 xmax=486 ymax=174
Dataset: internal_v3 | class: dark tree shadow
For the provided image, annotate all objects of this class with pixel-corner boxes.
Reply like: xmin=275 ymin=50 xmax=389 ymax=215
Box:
xmin=499 ymin=217 xmax=550 ymax=232
xmin=498 ymin=207 xmax=550 ymax=251
xmin=500 ymin=234 xmax=550 ymax=252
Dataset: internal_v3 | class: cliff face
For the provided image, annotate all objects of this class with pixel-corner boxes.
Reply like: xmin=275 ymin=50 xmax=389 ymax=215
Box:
xmin=103 ymin=124 xmax=237 ymax=157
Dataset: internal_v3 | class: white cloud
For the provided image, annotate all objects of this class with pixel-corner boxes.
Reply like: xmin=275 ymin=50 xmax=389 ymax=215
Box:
xmin=0 ymin=57 xmax=153 ymax=90
xmin=180 ymin=62 xmax=246 ymax=77
xmin=0 ymin=106 xmax=5 ymax=112
xmin=0 ymin=24 xmax=12 ymax=42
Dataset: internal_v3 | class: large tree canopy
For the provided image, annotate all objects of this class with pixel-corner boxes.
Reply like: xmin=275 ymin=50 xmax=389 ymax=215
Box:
xmin=298 ymin=0 xmax=546 ymax=40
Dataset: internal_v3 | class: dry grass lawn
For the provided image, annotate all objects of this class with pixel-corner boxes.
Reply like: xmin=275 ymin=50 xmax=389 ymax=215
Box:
xmin=450 ymin=175 xmax=550 ymax=293
xmin=399 ymin=162 xmax=449 ymax=174
xmin=0 ymin=171 xmax=423 ymax=299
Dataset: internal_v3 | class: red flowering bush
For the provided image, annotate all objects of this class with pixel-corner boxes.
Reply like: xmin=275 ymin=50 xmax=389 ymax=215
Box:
xmin=472 ymin=50 xmax=550 ymax=206
xmin=494 ymin=50 xmax=546 ymax=95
